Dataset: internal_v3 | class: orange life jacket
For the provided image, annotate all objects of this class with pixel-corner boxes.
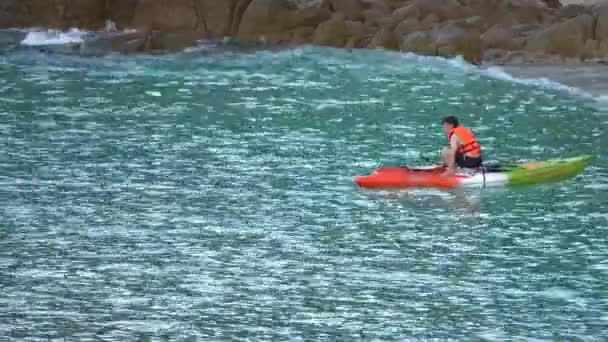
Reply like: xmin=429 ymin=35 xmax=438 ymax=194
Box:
xmin=448 ymin=126 xmax=481 ymax=156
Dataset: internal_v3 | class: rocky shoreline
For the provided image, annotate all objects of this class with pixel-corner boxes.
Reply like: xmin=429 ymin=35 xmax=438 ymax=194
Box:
xmin=1 ymin=0 xmax=607 ymax=65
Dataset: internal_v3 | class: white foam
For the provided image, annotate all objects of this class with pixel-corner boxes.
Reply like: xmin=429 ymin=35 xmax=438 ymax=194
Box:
xmin=145 ymin=91 xmax=162 ymax=97
xmin=400 ymin=52 xmax=608 ymax=109
xmin=104 ymin=20 xmax=117 ymax=33
xmin=395 ymin=51 xmax=607 ymax=103
xmin=21 ymin=28 xmax=87 ymax=46
xmin=481 ymin=66 xmax=594 ymax=99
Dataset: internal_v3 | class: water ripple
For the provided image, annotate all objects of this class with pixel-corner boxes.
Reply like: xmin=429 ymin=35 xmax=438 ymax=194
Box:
xmin=0 ymin=47 xmax=605 ymax=340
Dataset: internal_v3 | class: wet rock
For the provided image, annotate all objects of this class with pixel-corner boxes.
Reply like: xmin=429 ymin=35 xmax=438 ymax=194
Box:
xmin=510 ymin=23 xmax=541 ymax=37
xmin=105 ymin=0 xmax=139 ymax=30
xmin=462 ymin=0 xmax=548 ymax=26
xmin=132 ymin=0 xmax=201 ymax=32
xmin=482 ymin=25 xmax=522 ymax=50
xmin=368 ymin=27 xmax=398 ymax=49
xmin=507 ymin=1 xmax=548 ymax=25
xmin=313 ymin=17 xmax=366 ymax=47
xmin=465 ymin=16 xmax=486 ymax=28
xmin=392 ymin=4 xmax=422 ymax=23
xmin=422 ymin=13 xmax=440 ymax=26
xmin=145 ymin=32 xmax=206 ymax=52
xmin=599 ymin=41 xmax=608 ymax=59
xmin=541 ymin=0 xmax=561 ymax=9
xmin=393 ymin=0 xmax=471 ymax=24
xmin=582 ymin=39 xmax=599 ymax=60
xmin=363 ymin=9 xmax=389 ymax=28
xmin=525 ymin=14 xmax=595 ymax=58
xmin=238 ymin=0 xmax=329 ymax=41
xmin=79 ymin=31 xmax=206 ymax=55
xmin=432 ymin=23 xmax=483 ymax=64
xmin=238 ymin=0 xmax=293 ymax=40
xmin=363 ymin=0 xmax=391 ymax=14
xmin=415 ymin=0 xmax=472 ymax=21
xmin=291 ymin=26 xmax=316 ymax=44
xmin=345 ymin=34 xmax=370 ymax=48
xmin=594 ymin=2 xmax=608 ymax=43
xmin=400 ymin=31 xmax=437 ymax=56
xmin=394 ymin=19 xmax=422 ymax=38
xmin=0 ymin=0 xmax=106 ymax=30
xmin=328 ymin=0 xmax=365 ymax=20
xmin=79 ymin=32 xmax=148 ymax=55
xmin=292 ymin=3 xmax=333 ymax=29
xmin=1 ymin=0 xmax=606 ymax=65
xmin=60 ymin=0 xmax=107 ymax=29
xmin=195 ymin=0 xmax=238 ymax=37
xmin=483 ymin=48 xmax=509 ymax=63
xmin=556 ymin=4 xmax=588 ymax=20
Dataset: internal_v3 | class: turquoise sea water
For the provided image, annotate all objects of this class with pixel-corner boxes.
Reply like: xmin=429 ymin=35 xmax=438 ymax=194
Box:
xmin=1 ymin=38 xmax=607 ymax=340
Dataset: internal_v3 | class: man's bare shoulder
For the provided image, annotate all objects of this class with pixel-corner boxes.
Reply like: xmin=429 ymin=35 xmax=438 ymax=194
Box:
xmin=450 ymin=134 xmax=461 ymax=148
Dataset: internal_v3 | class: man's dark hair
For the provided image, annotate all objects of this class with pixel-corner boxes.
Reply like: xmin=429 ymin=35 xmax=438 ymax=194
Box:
xmin=442 ymin=116 xmax=459 ymax=127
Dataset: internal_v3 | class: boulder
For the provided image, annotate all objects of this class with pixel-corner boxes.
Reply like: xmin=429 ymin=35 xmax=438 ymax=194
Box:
xmin=313 ymin=18 xmax=366 ymax=47
xmin=505 ymin=0 xmax=548 ymax=25
xmin=422 ymin=13 xmax=440 ymax=26
xmin=328 ymin=0 xmax=365 ymax=20
xmin=394 ymin=19 xmax=422 ymax=38
xmin=432 ymin=23 xmax=483 ymax=64
xmin=398 ymin=22 xmax=484 ymax=64
xmin=492 ymin=50 xmax=529 ymax=64
xmin=105 ymin=0 xmax=138 ymax=30
xmin=392 ymin=4 xmax=422 ymax=23
xmin=238 ymin=0 xmax=330 ymax=40
xmin=483 ymin=48 xmax=509 ymax=63
xmin=132 ymin=0 xmax=200 ymax=32
xmin=237 ymin=0 xmax=294 ymax=39
xmin=363 ymin=0 xmax=392 ymax=14
xmin=345 ymin=34 xmax=370 ymax=48
xmin=581 ymin=39 xmax=599 ymax=60
xmin=194 ymin=0 xmax=238 ymax=37
xmin=0 ymin=1 xmax=48 ymax=28
xmin=481 ymin=25 xmax=522 ymax=50
xmin=292 ymin=3 xmax=332 ymax=28
xmin=145 ymin=32 xmax=205 ymax=52
xmin=291 ymin=26 xmax=316 ymax=44
xmin=0 ymin=1 xmax=14 ymax=28
xmin=599 ymin=40 xmax=608 ymax=59
xmin=399 ymin=31 xmax=437 ymax=55
xmin=556 ymin=4 xmax=588 ymax=20
xmin=110 ymin=32 xmax=148 ymax=54
xmin=414 ymin=0 xmax=472 ymax=21
xmin=488 ymin=49 xmax=569 ymax=64
xmin=392 ymin=0 xmax=471 ymax=23
xmin=541 ymin=0 xmax=561 ymax=9
xmin=594 ymin=2 xmax=608 ymax=42
xmin=368 ymin=27 xmax=399 ymax=49
xmin=79 ymin=32 xmax=148 ymax=56
xmin=363 ymin=7 xmax=390 ymax=27
xmin=525 ymin=14 xmax=595 ymax=58
xmin=58 ymin=0 xmax=107 ymax=29
xmin=464 ymin=16 xmax=486 ymax=28
xmin=0 ymin=0 xmax=106 ymax=29
xmin=462 ymin=0 xmax=548 ymax=26
xmin=510 ymin=23 xmax=541 ymax=37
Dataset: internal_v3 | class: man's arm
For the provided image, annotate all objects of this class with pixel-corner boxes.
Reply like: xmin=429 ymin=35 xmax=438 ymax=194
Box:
xmin=444 ymin=136 xmax=460 ymax=174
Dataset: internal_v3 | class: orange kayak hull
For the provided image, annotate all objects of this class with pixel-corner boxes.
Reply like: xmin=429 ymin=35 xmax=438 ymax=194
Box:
xmin=354 ymin=166 xmax=463 ymax=189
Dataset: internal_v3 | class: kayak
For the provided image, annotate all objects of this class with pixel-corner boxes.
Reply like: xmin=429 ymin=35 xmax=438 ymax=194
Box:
xmin=354 ymin=155 xmax=590 ymax=189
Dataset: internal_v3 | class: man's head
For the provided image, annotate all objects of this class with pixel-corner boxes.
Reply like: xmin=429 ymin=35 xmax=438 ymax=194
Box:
xmin=442 ymin=116 xmax=459 ymax=135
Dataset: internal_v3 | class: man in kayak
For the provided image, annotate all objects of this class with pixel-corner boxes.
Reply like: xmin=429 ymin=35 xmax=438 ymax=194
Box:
xmin=441 ymin=116 xmax=482 ymax=175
